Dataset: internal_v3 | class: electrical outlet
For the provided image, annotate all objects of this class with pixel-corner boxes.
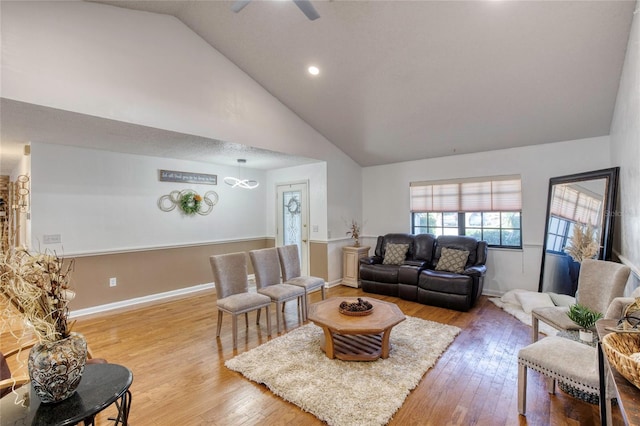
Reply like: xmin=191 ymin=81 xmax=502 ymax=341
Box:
xmin=43 ymin=234 xmax=61 ymax=244
xmin=109 ymin=277 xmax=117 ymax=287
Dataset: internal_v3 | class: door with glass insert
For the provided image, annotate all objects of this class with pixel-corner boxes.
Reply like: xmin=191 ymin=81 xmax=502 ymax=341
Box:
xmin=276 ymin=182 xmax=309 ymax=275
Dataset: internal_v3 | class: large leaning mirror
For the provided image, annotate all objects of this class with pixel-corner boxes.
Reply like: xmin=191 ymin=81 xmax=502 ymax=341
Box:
xmin=538 ymin=167 xmax=620 ymax=295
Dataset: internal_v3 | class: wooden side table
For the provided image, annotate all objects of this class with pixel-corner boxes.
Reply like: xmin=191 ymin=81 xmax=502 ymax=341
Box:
xmin=596 ymin=319 xmax=640 ymax=426
xmin=341 ymin=245 xmax=370 ymax=288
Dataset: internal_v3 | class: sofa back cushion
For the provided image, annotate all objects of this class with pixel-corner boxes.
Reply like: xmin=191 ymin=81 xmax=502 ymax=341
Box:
xmin=413 ymin=234 xmax=436 ymax=261
xmin=375 ymin=233 xmax=415 ymax=260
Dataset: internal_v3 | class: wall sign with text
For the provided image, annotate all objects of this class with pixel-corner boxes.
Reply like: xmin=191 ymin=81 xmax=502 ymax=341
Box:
xmin=159 ymin=170 xmax=217 ymax=185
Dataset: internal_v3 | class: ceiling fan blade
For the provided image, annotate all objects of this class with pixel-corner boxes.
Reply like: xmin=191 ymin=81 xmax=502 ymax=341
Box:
xmin=231 ymin=0 xmax=252 ymax=13
xmin=293 ymin=0 xmax=320 ymax=21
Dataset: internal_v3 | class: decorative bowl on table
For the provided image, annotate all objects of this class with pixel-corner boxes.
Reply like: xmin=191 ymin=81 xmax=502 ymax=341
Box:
xmin=339 ymin=298 xmax=374 ymax=316
xmin=602 ymin=332 xmax=640 ymax=390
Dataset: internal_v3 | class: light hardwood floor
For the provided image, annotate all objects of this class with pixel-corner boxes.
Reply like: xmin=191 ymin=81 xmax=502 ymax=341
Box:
xmin=3 ymin=286 xmax=623 ymax=425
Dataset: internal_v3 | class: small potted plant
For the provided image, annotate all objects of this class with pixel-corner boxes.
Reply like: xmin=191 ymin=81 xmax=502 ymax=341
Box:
xmin=567 ymin=303 xmax=603 ymax=342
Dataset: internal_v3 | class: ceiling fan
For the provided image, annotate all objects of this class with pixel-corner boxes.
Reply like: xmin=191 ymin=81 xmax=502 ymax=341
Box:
xmin=231 ymin=0 xmax=320 ymax=21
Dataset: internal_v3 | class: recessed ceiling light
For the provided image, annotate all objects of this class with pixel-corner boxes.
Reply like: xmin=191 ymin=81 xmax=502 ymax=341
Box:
xmin=308 ymin=66 xmax=320 ymax=76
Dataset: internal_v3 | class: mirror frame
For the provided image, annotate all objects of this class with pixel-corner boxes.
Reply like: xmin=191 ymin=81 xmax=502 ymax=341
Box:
xmin=538 ymin=167 xmax=620 ymax=293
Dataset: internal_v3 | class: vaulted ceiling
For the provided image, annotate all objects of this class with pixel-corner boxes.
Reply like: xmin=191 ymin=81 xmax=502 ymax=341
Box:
xmin=1 ymin=0 xmax=636 ymax=174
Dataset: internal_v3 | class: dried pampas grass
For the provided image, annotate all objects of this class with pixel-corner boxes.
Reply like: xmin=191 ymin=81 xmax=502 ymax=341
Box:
xmin=564 ymin=222 xmax=600 ymax=263
xmin=0 ymin=248 xmax=75 ymax=343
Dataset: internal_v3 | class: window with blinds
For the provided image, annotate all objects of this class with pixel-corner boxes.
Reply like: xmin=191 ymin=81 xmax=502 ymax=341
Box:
xmin=410 ymin=176 xmax=522 ymax=248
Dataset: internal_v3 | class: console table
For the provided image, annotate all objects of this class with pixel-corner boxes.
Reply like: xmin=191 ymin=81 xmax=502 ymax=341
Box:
xmin=341 ymin=245 xmax=369 ymax=288
xmin=596 ymin=319 xmax=640 ymax=425
xmin=0 ymin=363 xmax=133 ymax=425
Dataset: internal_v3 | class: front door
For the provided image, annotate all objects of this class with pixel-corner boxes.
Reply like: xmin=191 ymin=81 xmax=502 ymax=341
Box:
xmin=276 ymin=182 xmax=309 ymax=275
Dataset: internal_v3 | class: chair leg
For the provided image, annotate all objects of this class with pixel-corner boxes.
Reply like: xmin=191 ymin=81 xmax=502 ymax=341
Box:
xmin=545 ymin=377 xmax=555 ymax=394
xmin=303 ymin=293 xmax=309 ymax=321
xmin=256 ymin=308 xmax=262 ymax=324
xmin=518 ymin=363 xmax=527 ymax=415
xmin=276 ymin=302 xmax=282 ymax=333
xmin=321 ymin=285 xmax=326 ymax=300
xmin=606 ymin=397 xmax=613 ymax=426
xmin=531 ymin=315 xmax=539 ymax=342
xmin=216 ymin=310 xmax=223 ymax=337
xmin=266 ymin=305 xmax=272 ymax=336
xmin=245 ymin=312 xmax=249 ymax=328
xmin=232 ymin=313 xmax=238 ymax=349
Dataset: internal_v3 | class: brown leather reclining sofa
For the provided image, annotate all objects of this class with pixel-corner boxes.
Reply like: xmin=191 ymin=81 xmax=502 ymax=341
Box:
xmin=359 ymin=233 xmax=488 ymax=311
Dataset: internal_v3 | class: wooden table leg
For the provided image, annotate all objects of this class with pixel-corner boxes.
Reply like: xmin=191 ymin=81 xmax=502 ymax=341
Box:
xmin=381 ymin=328 xmax=392 ymax=359
xmin=321 ymin=327 xmax=335 ymax=359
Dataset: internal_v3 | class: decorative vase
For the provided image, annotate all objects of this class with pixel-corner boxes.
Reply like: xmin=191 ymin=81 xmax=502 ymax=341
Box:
xmin=28 ymin=332 xmax=87 ymax=403
xmin=579 ymin=329 xmax=593 ymax=343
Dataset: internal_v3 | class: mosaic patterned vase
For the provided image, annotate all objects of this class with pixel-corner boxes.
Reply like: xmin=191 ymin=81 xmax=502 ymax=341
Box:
xmin=28 ymin=332 xmax=87 ymax=403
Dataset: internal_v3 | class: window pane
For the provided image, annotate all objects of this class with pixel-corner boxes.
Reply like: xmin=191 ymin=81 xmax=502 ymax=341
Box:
xmin=483 ymin=229 xmax=501 ymax=245
xmin=502 ymin=230 xmax=521 ymax=246
xmin=483 ymin=212 xmax=500 ymax=228
xmin=428 ymin=212 xmax=442 ymax=227
xmin=466 ymin=229 xmax=482 ymax=239
xmin=443 ymin=212 xmax=458 ymax=227
xmin=502 ymin=212 xmax=521 ymax=228
xmin=443 ymin=228 xmax=459 ymax=236
xmin=466 ymin=212 xmax=482 ymax=227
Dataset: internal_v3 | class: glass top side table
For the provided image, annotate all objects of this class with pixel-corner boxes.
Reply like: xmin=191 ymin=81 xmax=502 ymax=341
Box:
xmin=0 ymin=363 xmax=133 ymax=426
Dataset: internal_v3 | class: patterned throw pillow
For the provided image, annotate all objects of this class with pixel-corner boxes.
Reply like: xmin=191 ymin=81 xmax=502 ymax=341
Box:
xmin=382 ymin=243 xmax=409 ymax=265
xmin=435 ymin=247 xmax=470 ymax=274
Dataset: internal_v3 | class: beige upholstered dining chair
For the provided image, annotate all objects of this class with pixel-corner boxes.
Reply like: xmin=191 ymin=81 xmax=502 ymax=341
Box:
xmin=210 ymin=252 xmax=272 ymax=349
xmin=277 ymin=244 xmax=326 ymax=321
xmin=531 ymin=259 xmax=631 ymax=341
xmin=249 ymin=248 xmax=305 ymax=333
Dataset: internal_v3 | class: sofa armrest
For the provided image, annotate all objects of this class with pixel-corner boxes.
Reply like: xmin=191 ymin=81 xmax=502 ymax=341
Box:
xmin=403 ymin=260 xmax=427 ymax=268
xmin=360 ymin=256 xmax=383 ymax=265
xmin=463 ymin=265 xmax=486 ymax=277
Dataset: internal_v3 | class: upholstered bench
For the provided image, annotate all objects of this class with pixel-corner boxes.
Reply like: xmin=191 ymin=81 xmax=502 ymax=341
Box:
xmin=517 ymin=336 xmax=613 ymax=424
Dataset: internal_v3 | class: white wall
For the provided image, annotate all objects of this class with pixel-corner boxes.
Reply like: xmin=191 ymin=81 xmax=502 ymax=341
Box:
xmin=1 ymin=1 xmax=362 ymax=279
xmin=611 ymin=0 xmax=640 ymax=288
xmin=362 ymin=136 xmax=612 ymax=295
xmin=31 ymin=143 xmax=268 ymax=255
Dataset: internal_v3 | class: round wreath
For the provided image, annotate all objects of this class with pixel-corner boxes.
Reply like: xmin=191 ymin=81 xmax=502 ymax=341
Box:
xmin=287 ymin=197 xmax=301 ymax=215
xmin=179 ymin=192 xmax=202 ymax=215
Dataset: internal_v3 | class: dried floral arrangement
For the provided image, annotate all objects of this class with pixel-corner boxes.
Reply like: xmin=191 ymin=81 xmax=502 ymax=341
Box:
xmin=564 ymin=222 xmax=600 ymax=263
xmin=0 ymin=248 xmax=75 ymax=343
xmin=345 ymin=220 xmax=360 ymax=245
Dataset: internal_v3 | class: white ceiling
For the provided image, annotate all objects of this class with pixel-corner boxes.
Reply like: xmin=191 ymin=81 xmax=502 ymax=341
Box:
xmin=1 ymin=0 xmax=636 ymax=174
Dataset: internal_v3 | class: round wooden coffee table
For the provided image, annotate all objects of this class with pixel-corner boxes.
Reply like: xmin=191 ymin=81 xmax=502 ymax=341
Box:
xmin=307 ymin=297 xmax=405 ymax=361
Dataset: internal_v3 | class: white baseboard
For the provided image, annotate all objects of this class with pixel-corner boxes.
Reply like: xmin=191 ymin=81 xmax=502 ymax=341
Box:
xmin=69 ymin=282 xmax=215 ymax=319
xmin=70 ymin=274 xmax=257 ymax=319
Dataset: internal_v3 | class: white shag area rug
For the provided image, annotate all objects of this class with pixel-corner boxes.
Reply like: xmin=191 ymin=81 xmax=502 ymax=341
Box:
xmin=225 ymin=316 xmax=460 ymax=426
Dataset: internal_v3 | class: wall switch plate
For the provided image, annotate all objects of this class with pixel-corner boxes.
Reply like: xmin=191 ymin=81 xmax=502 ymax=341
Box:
xmin=43 ymin=234 xmax=61 ymax=244
xmin=109 ymin=277 xmax=117 ymax=287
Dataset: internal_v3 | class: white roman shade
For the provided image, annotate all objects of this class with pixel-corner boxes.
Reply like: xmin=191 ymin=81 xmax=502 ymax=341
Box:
xmin=549 ymin=184 xmax=602 ymax=226
xmin=410 ymin=175 xmax=522 ymax=212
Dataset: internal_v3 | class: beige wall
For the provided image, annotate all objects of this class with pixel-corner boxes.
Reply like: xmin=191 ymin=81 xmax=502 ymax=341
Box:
xmin=310 ymin=241 xmax=329 ymax=282
xmin=69 ymin=239 xmax=270 ymax=310
xmin=69 ymin=238 xmax=330 ymax=311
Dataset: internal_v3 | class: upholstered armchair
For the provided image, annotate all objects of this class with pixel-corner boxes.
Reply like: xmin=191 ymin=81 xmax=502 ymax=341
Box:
xmin=531 ymin=259 xmax=631 ymax=342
